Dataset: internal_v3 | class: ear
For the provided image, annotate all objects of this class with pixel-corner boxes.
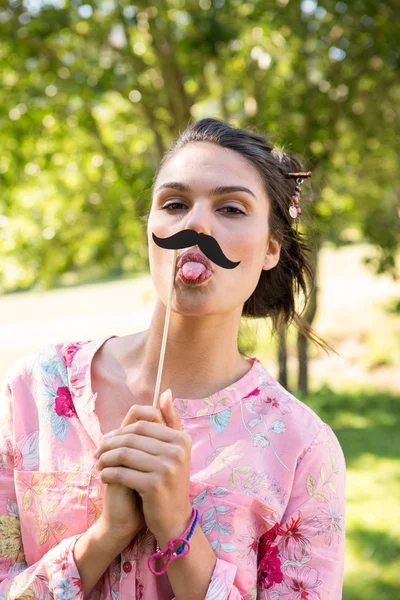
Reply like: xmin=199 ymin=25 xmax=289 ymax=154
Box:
xmin=263 ymin=233 xmax=282 ymax=270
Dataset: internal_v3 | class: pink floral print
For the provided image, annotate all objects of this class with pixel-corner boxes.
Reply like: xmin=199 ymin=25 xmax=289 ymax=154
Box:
xmin=0 ymin=335 xmax=346 ymax=599
xmin=55 ymin=387 xmax=78 ymax=418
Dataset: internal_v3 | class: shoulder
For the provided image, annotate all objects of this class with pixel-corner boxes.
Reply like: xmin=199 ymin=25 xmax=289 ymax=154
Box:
xmin=251 ymin=358 xmax=344 ymax=462
xmin=2 ymin=338 xmax=93 ymax=396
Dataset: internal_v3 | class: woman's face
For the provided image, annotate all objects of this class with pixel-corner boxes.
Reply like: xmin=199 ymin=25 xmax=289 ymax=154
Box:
xmin=147 ymin=142 xmax=281 ymax=317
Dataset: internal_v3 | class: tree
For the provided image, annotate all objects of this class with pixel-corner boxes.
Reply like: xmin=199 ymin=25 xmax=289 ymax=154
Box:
xmin=0 ymin=0 xmax=398 ymax=392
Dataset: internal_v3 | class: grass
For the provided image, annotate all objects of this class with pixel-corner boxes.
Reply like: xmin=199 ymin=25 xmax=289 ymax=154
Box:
xmin=298 ymin=386 xmax=400 ymax=600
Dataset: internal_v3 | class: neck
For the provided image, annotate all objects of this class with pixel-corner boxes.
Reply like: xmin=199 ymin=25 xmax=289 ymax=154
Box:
xmin=121 ymin=298 xmax=250 ymax=400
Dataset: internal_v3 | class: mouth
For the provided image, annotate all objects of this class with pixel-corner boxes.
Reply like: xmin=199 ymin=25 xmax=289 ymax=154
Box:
xmin=175 ymin=250 xmax=213 ymax=286
xmin=177 ymin=268 xmax=213 ymax=285
xmin=177 ymin=251 xmax=212 ymax=271
xmin=176 ymin=258 xmax=213 ymax=286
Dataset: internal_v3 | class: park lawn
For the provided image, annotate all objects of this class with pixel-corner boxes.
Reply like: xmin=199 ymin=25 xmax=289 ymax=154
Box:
xmin=301 ymin=386 xmax=400 ymax=600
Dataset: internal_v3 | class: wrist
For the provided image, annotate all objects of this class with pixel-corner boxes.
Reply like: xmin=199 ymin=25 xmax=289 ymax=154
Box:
xmin=95 ymin=515 xmax=137 ymax=550
xmin=74 ymin=519 xmax=132 ymax=596
xmin=154 ymin=505 xmax=194 ymax=549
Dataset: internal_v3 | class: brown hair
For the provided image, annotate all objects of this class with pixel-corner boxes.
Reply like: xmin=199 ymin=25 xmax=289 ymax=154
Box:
xmin=145 ymin=117 xmax=335 ymax=355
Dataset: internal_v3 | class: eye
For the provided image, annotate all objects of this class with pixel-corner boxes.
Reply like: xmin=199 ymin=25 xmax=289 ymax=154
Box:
xmin=161 ymin=201 xmax=187 ymax=211
xmin=220 ymin=206 xmax=246 ymax=215
xmin=161 ymin=202 xmax=246 ymax=215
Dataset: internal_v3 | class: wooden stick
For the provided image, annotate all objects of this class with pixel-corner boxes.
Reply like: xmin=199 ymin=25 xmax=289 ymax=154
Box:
xmin=152 ymin=249 xmax=177 ymax=409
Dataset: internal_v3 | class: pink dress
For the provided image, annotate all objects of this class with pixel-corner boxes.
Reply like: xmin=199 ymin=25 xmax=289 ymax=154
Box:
xmin=0 ymin=335 xmax=346 ymax=599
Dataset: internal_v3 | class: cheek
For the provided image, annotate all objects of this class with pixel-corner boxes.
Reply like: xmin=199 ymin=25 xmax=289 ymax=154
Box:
xmin=149 ymin=248 xmax=168 ymax=286
xmin=147 ymin=221 xmax=169 ymax=274
xmin=147 ymin=216 xmax=177 ymax=267
xmin=148 ymin=245 xmax=176 ymax=300
xmin=228 ymin=240 xmax=265 ymax=292
xmin=233 ymin=235 xmax=265 ymax=270
xmin=218 ymin=259 xmax=259 ymax=304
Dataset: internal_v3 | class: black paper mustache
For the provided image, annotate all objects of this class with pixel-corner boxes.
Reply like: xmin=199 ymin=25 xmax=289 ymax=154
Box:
xmin=152 ymin=230 xmax=240 ymax=269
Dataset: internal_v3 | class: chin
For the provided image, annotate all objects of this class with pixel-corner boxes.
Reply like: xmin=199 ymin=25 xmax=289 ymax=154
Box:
xmin=170 ymin=293 xmax=218 ymax=317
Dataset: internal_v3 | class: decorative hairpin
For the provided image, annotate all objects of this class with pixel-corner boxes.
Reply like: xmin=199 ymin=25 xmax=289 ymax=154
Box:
xmin=287 ymin=171 xmax=312 ymax=236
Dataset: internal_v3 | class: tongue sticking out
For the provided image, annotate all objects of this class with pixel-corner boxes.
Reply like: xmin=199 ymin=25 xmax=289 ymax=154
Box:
xmin=180 ymin=261 xmax=207 ymax=280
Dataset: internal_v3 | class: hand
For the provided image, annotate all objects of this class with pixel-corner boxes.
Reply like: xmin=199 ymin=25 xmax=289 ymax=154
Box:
xmin=94 ymin=389 xmax=193 ymax=544
xmin=97 ymin=482 xmax=144 ymax=546
xmin=95 ymin=404 xmax=166 ymax=544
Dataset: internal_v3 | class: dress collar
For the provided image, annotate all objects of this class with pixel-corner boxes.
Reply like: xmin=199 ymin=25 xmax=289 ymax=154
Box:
xmin=66 ymin=335 xmax=116 ymax=445
xmin=66 ymin=335 xmax=270 ymax=427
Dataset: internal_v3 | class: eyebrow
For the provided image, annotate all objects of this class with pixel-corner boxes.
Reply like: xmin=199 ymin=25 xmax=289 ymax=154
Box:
xmin=155 ymin=181 xmax=257 ymax=199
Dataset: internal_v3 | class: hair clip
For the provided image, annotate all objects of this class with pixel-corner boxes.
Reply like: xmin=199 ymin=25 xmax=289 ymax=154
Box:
xmin=286 ymin=171 xmax=312 ymax=236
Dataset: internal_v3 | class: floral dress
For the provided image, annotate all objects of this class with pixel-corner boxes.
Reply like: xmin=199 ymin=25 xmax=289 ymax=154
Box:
xmin=0 ymin=335 xmax=346 ymax=599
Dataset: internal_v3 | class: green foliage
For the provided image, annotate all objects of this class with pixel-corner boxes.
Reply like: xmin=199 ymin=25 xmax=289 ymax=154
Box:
xmin=0 ymin=0 xmax=399 ymax=293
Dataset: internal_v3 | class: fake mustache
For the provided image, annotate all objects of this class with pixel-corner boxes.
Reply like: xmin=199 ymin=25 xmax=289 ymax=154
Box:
xmin=152 ymin=229 xmax=240 ymax=269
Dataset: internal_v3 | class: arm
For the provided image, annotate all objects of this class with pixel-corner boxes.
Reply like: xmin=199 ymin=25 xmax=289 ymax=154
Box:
xmin=73 ymin=516 xmax=137 ymax=596
xmin=166 ymin=423 xmax=346 ymax=600
xmin=256 ymin=423 xmax=346 ymax=599
xmin=159 ymin=516 xmax=240 ymax=600
xmin=0 ymin=376 xmax=130 ymax=599
xmin=0 ymin=377 xmax=81 ymax=598
xmin=154 ymin=514 xmax=219 ymax=600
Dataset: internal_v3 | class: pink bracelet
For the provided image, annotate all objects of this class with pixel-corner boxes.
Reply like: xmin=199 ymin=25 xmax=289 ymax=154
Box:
xmin=147 ymin=508 xmax=199 ymax=576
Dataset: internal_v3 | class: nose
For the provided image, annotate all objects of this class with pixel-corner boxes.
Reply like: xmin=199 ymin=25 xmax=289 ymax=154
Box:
xmin=182 ymin=202 xmax=212 ymax=246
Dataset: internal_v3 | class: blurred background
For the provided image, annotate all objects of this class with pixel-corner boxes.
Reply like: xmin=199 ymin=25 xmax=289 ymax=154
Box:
xmin=0 ymin=0 xmax=399 ymax=597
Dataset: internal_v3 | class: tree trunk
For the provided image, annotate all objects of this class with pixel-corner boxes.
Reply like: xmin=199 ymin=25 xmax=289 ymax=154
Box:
xmin=297 ymin=243 xmax=319 ymax=394
xmin=276 ymin=240 xmax=321 ymax=396
xmin=278 ymin=322 xmax=288 ymax=390
xmin=147 ymin=6 xmax=192 ymax=136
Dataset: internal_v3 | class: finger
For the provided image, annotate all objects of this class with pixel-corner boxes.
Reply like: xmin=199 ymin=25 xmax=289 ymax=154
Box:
xmin=160 ymin=389 xmax=183 ymax=432
xmin=121 ymin=404 xmax=165 ymax=429
xmin=100 ymin=466 xmax=154 ymax=495
xmin=94 ymin=421 xmax=187 ymax=460
xmin=96 ymin=446 xmax=160 ymax=473
xmin=94 ymin=432 xmax=165 ymax=459
xmin=114 ymin=420 xmax=183 ymax=444
xmin=98 ymin=405 xmax=165 ymax=447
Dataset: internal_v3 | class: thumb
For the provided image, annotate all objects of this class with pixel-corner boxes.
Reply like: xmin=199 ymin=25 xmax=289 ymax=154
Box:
xmin=160 ymin=389 xmax=182 ymax=431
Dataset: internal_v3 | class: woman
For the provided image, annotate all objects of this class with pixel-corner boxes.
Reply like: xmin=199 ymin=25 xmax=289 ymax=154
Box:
xmin=0 ymin=118 xmax=346 ymax=599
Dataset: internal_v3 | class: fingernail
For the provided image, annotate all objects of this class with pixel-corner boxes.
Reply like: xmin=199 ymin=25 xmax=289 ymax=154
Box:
xmin=103 ymin=430 xmax=118 ymax=439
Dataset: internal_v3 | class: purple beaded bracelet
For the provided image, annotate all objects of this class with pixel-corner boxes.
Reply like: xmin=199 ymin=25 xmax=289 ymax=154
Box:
xmin=147 ymin=508 xmax=199 ymax=576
